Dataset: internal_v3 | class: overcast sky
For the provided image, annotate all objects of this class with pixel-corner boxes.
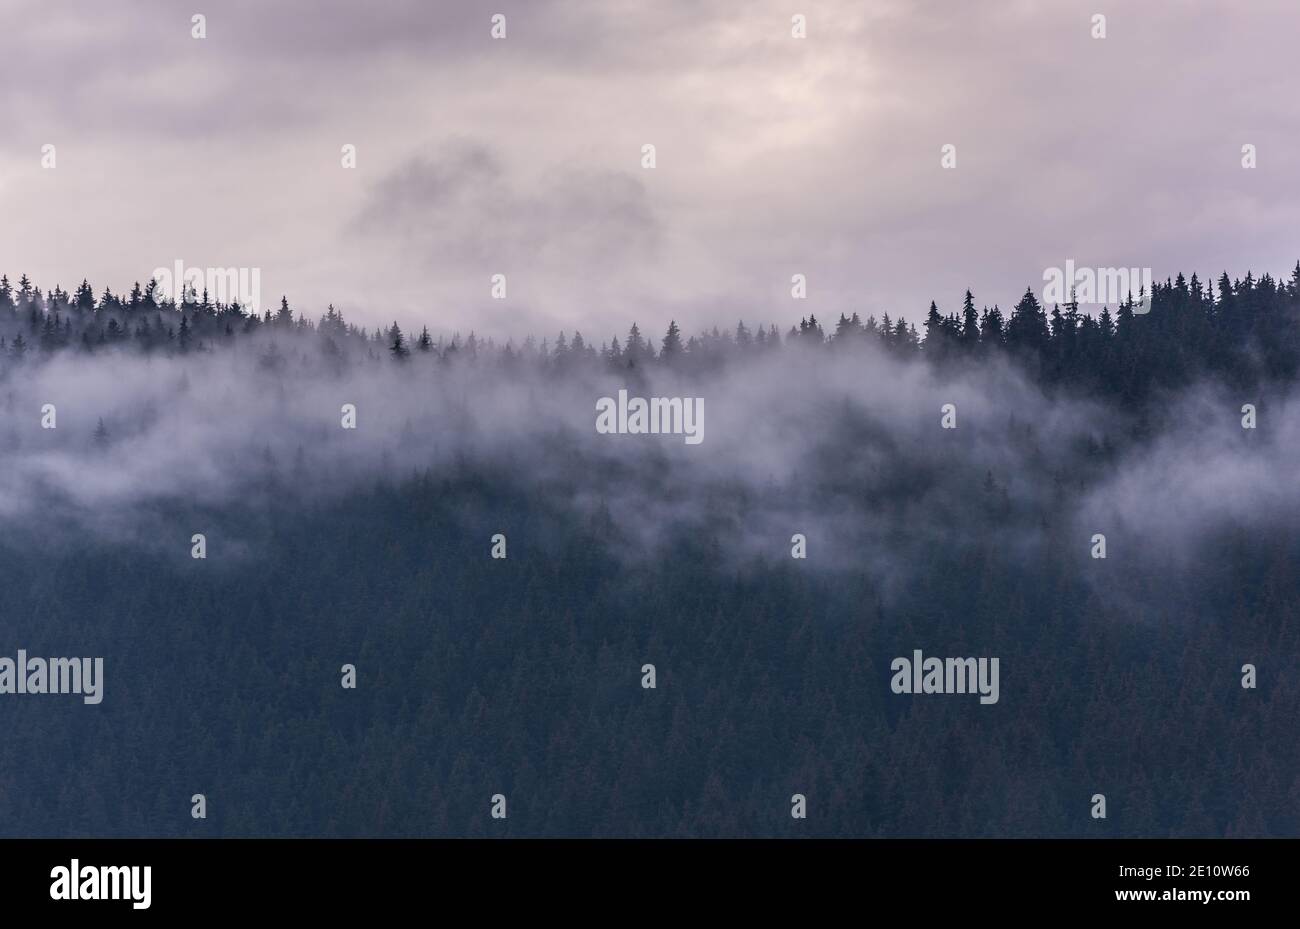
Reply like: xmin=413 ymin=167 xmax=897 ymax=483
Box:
xmin=1 ymin=0 xmax=1296 ymax=341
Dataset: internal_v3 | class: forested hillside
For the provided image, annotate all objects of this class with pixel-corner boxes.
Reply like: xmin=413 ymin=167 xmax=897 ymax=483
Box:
xmin=0 ymin=267 xmax=1297 ymax=837
xmin=2 ymin=266 xmax=1298 ymax=397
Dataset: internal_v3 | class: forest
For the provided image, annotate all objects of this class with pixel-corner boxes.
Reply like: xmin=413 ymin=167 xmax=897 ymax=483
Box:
xmin=0 ymin=266 xmax=1296 ymax=837
xmin=1 ymin=268 xmax=1298 ymax=403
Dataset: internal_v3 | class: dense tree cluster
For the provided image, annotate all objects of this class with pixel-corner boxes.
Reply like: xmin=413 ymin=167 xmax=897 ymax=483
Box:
xmin=0 ymin=265 xmax=1297 ymax=837
xmin=3 ymin=266 xmax=1300 ymax=402
xmin=1 ymin=473 xmax=1293 ymax=838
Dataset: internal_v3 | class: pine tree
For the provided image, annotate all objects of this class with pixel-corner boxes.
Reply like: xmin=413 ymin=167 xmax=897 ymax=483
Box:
xmin=1098 ymin=305 xmax=1115 ymax=340
xmin=74 ymin=279 xmax=94 ymax=312
xmin=388 ymin=322 xmax=409 ymax=360
xmin=624 ymin=323 xmax=650 ymax=366
xmin=660 ymin=320 xmax=683 ymax=358
xmin=1006 ymin=288 xmax=1048 ymax=353
xmin=960 ymin=290 xmax=979 ymax=349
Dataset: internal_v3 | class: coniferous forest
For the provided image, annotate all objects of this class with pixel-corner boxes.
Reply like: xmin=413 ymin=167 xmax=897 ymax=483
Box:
xmin=0 ymin=267 xmax=1297 ymax=837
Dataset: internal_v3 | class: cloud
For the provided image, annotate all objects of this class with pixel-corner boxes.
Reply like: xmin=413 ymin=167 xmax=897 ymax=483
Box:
xmin=352 ymin=139 xmax=660 ymax=270
xmin=1 ymin=0 xmax=1298 ymax=340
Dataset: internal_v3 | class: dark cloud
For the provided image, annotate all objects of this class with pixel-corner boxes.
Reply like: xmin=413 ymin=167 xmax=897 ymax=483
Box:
xmin=350 ymin=138 xmax=662 ymax=321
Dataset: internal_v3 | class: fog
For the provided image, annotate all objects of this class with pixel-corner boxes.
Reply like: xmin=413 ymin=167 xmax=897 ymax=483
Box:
xmin=2 ymin=330 xmax=1293 ymax=616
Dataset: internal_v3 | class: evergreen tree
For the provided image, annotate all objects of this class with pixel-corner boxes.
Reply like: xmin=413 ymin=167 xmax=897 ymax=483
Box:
xmin=660 ymin=320 xmax=683 ymax=359
xmin=624 ymin=323 xmax=650 ymax=366
xmin=388 ymin=322 xmax=409 ymax=360
xmin=960 ymin=290 xmax=980 ymax=350
xmin=1006 ymin=288 xmax=1049 ymax=353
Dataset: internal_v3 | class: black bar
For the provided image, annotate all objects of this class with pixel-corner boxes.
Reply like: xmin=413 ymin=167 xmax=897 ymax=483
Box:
xmin=1 ymin=838 xmax=1288 ymax=916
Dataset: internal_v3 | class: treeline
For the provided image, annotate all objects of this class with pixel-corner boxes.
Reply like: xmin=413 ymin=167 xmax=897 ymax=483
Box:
xmin=3 ymin=265 xmax=1300 ymax=399
xmin=0 ymin=267 xmax=1297 ymax=837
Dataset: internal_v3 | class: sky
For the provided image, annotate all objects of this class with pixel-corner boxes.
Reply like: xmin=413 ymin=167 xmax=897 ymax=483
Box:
xmin=1 ymin=0 xmax=1297 ymax=341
